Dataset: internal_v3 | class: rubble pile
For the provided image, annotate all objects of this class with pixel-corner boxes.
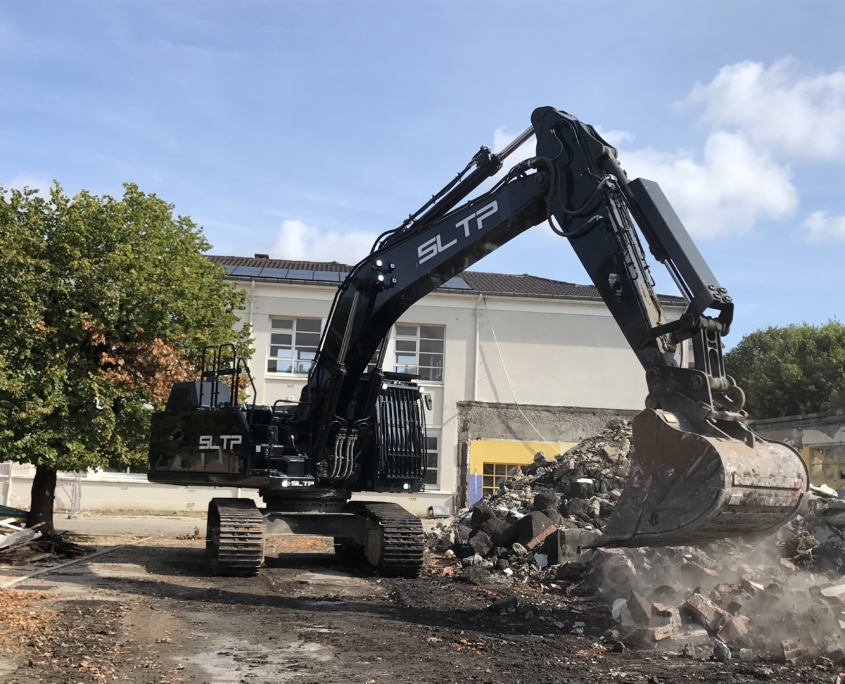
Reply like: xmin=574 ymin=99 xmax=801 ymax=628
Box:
xmin=581 ymin=537 xmax=845 ymax=661
xmin=428 ymin=419 xmax=632 ymax=581
xmin=426 ymin=419 xmax=845 ymax=662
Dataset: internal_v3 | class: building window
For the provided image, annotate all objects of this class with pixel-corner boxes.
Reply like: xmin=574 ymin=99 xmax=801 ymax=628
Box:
xmin=425 ymin=433 xmax=439 ymax=487
xmin=482 ymin=463 xmax=521 ymax=498
xmin=393 ymin=324 xmax=445 ymax=381
xmin=267 ymin=318 xmax=322 ymax=374
xmin=808 ymin=446 xmax=845 ymax=487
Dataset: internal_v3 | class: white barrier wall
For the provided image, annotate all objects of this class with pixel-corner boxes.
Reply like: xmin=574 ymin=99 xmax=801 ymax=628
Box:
xmin=0 ymin=463 xmax=261 ymax=514
xmin=0 ymin=462 xmax=450 ymax=517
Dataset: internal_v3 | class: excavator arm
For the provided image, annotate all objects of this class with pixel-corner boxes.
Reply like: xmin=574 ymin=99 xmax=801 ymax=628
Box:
xmin=297 ymin=106 xmax=808 ymax=548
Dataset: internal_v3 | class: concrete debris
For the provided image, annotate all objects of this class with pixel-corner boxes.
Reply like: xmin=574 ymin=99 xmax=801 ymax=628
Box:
xmin=781 ymin=639 xmax=804 ymax=663
xmin=683 ymin=593 xmax=730 ymax=634
xmin=713 ymin=638 xmax=731 ymax=661
xmin=611 ymin=598 xmax=631 ymax=623
xmin=427 ymin=418 xmax=845 ymax=662
xmin=425 ymin=420 xmax=632 ymax=581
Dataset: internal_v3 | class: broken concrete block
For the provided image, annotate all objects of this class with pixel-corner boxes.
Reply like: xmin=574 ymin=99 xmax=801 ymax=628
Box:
xmin=738 ymin=648 xmax=754 ymax=660
xmin=740 ymin=577 xmax=765 ymax=596
xmin=470 ymin=502 xmax=496 ymax=527
xmin=479 ymin=516 xmax=516 ymax=548
xmin=511 ymin=542 xmax=528 ymax=556
xmin=683 ymin=593 xmax=730 ymax=634
xmin=515 ymin=511 xmax=557 ymax=550
xmin=821 ymin=583 xmax=845 ymax=598
xmin=570 ymin=478 xmax=595 ymax=499
xmin=628 ymin=591 xmax=652 ymax=626
xmin=468 ymin=530 xmax=493 ymax=557
xmin=589 ymin=554 xmax=637 ymax=603
xmin=659 ymin=625 xmax=711 ymax=652
xmin=779 ymin=558 xmax=797 ymax=573
xmin=780 ymin=639 xmax=803 ymax=662
xmin=713 ymin=639 xmax=731 ymax=661
xmin=651 ymin=604 xmax=681 ymax=627
xmin=625 ymin=626 xmax=675 ymax=648
xmin=532 ymin=490 xmax=559 ymax=511
xmin=611 ymin=598 xmax=631 ymax=622
xmin=718 ymin=615 xmax=750 ymax=643
xmin=545 ymin=528 xmax=601 ymax=564
xmin=825 ymin=643 xmax=845 ymax=664
xmin=726 ymin=599 xmax=743 ymax=616
xmin=648 ymin=585 xmax=677 ymax=604
xmin=555 ymin=562 xmax=588 ymax=581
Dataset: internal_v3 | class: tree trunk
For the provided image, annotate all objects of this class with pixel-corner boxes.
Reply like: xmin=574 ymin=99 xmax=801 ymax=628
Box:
xmin=28 ymin=465 xmax=56 ymax=533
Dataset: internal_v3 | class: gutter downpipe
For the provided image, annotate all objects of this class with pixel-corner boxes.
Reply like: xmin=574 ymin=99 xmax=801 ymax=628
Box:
xmin=248 ymin=279 xmax=263 ymax=406
xmin=473 ymin=293 xmax=483 ymax=401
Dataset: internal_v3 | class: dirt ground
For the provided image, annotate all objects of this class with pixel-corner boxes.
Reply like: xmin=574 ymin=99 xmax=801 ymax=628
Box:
xmin=0 ymin=524 xmax=840 ymax=684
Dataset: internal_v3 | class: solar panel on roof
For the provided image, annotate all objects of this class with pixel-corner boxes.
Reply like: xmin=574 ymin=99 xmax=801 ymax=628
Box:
xmin=258 ymin=267 xmax=288 ymax=279
xmin=286 ymin=269 xmax=314 ymax=280
xmin=224 ymin=265 xmax=239 ymax=274
xmin=440 ymin=277 xmax=473 ymax=290
xmin=229 ymin=266 xmax=264 ymax=277
xmin=312 ymin=271 xmax=343 ymax=282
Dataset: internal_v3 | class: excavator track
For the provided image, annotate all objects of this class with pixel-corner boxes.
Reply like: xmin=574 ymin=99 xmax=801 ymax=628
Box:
xmin=341 ymin=502 xmax=424 ymax=578
xmin=206 ymin=498 xmax=265 ymax=576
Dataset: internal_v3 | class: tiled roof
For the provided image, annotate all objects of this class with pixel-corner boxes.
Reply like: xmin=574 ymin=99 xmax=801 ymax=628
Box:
xmin=460 ymin=271 xmax=602 ymax=300
xmin=207 ymin=255 xmax=685 ymax=306
xmin=208 ymin=255 xmax=353 ymax=272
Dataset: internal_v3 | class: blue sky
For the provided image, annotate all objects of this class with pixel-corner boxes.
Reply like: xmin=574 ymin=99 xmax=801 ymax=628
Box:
xmin=1 ymin=1 xmax=844 ymax=343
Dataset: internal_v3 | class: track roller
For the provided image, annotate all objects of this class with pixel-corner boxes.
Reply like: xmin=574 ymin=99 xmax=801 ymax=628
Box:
xmin=338 ymin=502 xmax=424 ymax=578
xmin=206 ymin=498 xmax=265 ymax=576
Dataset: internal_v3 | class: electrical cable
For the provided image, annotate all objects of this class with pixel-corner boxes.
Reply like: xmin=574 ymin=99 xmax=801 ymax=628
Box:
xmin=482 ymin=299 xmax=559 ymax=454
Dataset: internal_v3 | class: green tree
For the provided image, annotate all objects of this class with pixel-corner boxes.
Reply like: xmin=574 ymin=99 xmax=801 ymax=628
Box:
xmin=0 ymin=182 xmax=250 ymax=531
xmin=725 ymin=320 xmax=845 ymax=420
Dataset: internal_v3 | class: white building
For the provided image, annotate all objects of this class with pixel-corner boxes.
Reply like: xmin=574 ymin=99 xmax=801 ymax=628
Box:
xmin=212 ymin=255 xmax=685 ymax=516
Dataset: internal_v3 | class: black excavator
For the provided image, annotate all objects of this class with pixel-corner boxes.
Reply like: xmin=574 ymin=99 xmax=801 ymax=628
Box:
xmin=148 ymin=106 xmax=809 ymax=577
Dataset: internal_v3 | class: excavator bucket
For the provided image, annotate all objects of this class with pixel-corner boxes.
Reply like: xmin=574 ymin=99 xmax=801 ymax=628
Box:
xmin=592 ymin=409 xmax=809 ymax=548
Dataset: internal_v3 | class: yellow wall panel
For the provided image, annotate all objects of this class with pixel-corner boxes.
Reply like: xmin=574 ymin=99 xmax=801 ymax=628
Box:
xmin=469 ymin=439 xmax=576 ymax=473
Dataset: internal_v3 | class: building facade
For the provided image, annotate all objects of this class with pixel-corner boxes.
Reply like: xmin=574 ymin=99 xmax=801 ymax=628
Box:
xmin=752 ymin=410 xmax=845 ymax=493
xmin=211 ymin=255 xmax=685 ymax=515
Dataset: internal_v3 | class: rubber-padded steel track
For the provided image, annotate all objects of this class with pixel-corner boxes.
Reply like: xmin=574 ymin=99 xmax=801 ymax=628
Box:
xmin=206 ymin=498 xmax=265 ymax=576
xmin=344 ymin=501 xmax=424 ymax=578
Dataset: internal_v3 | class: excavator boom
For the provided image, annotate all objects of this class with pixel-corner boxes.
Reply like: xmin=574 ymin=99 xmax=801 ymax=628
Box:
xmin=301 ymin=106 xmax=808 ymax=547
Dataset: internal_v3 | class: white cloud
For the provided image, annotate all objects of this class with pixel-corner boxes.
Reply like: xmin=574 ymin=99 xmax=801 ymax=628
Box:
xmin=3 ymin=174 xmax=52 ymax=195
xmin=619 ymin=131 xmax=797 ymax=238
xmin=803 ymin=211 xmax=845 ymax=243
xmin=594 ymin=126 xmax=633 ymax=147
xmin=492 ymin=126 xmax=534 ymax=170
xmin=270 ymin=219 xmax=379 ymax=265
xmin=685 ymin=59 xmax=845 ymax=159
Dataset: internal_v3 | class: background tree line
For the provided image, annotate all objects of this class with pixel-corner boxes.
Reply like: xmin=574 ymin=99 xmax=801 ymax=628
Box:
xmin=725 ymin=320 xmax=845 ymax=420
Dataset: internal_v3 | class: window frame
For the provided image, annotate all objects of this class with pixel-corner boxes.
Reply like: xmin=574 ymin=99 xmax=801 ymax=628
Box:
xmin=808 ymin=445 xmax=845 ymax=488
xmin=267 ymin=317 xmax=323 ymax=375
xmin=481 ymin=462 xmax=522 ymax=498
xmin=392 ymin=324 xmax=445 ymax=383
xmin=424 ymin=431 xmax=440 ymax=490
